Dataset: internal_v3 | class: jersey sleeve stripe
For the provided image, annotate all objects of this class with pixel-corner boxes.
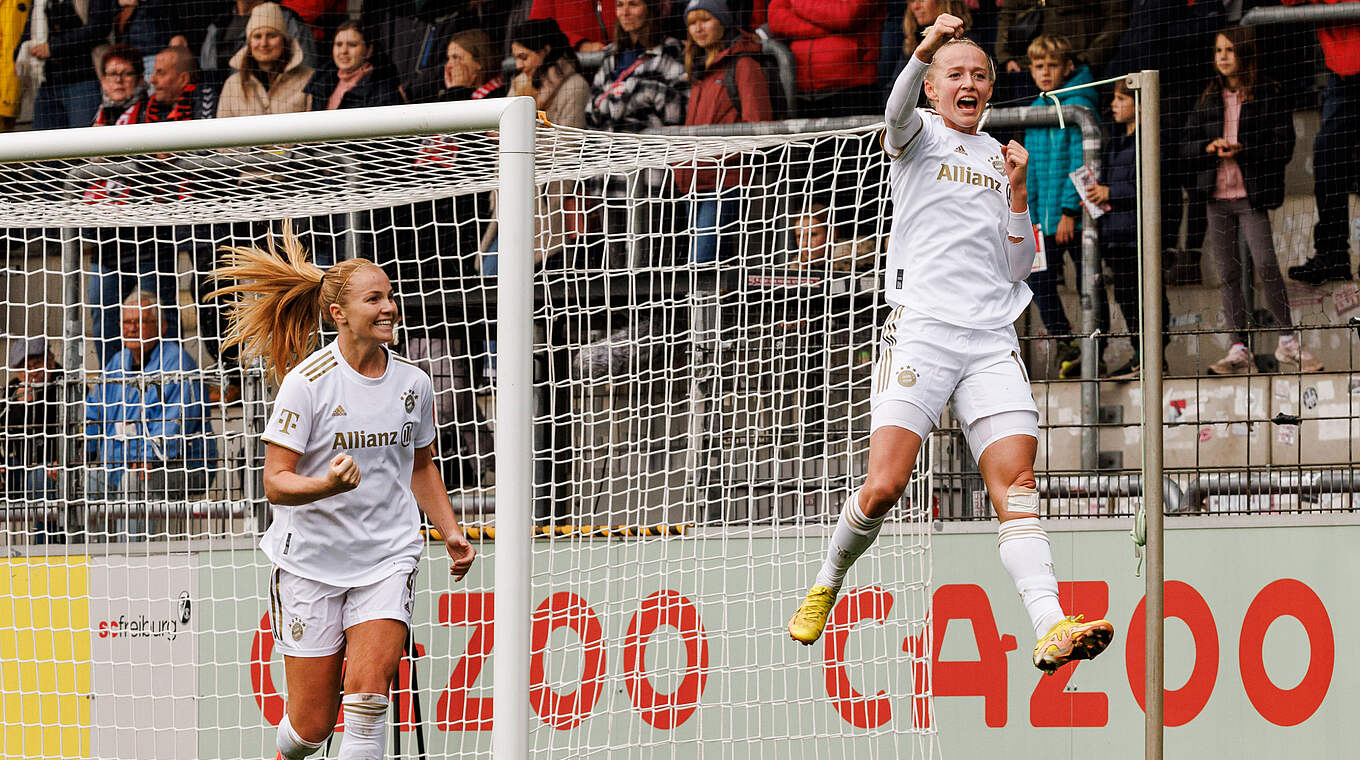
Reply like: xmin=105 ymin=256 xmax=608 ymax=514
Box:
xmin=263 ymin=439 xmax=305 ymax=455
xmin=882 ymin=121 xmax=923 ymax=160
xmin=304 ymin=358 xmax=338 ymax=382
xmin=297 ymin=352 xmax=333 ymax=375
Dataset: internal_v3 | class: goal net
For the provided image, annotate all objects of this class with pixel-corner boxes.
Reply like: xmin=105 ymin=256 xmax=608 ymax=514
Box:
xmin=0 ymin=106 xmax=935 ymax=759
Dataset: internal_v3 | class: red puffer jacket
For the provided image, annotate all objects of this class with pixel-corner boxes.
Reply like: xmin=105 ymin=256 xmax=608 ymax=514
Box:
xmin=767 ymin=0 xmax=883 ymax=93
xmin=675 ymin=34 xmax=775 ymax=193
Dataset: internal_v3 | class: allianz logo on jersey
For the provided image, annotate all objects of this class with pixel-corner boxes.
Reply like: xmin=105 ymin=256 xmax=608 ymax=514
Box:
xmin=935 ymin=161 xmax=1003 ymax=194
xmin=332 ymin=422 xmax=416 ymax=450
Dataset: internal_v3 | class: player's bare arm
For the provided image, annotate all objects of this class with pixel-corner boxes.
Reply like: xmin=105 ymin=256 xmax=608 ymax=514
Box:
xmin=410 ymin=444 xmax=476 ymax=580
xmin=263 ymin=445 xmax=361 ymax=505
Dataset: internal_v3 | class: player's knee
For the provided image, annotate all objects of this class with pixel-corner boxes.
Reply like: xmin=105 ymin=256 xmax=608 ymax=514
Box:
xmin=860 ymin=476 xmax=908 ymax=518
xmin=279 ymin=711 xmax=331 ymax=756
xmin=1010 ymin=468 xmax=1036 ymax=491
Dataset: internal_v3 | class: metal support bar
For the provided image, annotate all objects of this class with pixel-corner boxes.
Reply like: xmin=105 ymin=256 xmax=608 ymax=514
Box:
xmin=1129 ymin=68 xmax=1164 ymax=760
xmin=1242 ymin=3 xmax=1360 ymax=26
xmin=1037 ymin=474 xmax=1185 ymax=514
xmin=1182 ymin=470 xmax=1360 ymax=512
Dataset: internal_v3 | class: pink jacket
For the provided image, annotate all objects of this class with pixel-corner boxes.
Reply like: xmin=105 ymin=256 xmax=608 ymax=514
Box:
xmin=767 ymin=0 xmax=883 ymax=92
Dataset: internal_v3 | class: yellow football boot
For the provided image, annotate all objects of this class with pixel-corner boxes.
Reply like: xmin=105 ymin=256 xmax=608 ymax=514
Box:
xmin=788 ymin=585 xmax=837 ymax=645
xmin=1033 ymin=615 xmax=1115 ymax=674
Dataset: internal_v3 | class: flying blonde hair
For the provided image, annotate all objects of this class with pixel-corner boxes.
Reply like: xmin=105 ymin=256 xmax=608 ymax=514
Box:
xmin=208 ymin=221 xmax=384 ymax=383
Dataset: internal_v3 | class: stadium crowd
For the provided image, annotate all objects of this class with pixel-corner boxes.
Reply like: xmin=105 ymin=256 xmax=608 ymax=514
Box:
xmin=3 ymin=0 xmax=1358 ymax=507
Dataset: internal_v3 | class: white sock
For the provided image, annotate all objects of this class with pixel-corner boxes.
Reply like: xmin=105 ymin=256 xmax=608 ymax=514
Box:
xmin=276 ymin=713 xmax=325 ymax=760
xmin=997 ymin=517 xmax=1065 ymax=640
xmin=337 ymin=693 xmax=389 ymax=760
xmin=814 ymin=491 xmax=885 ymax=592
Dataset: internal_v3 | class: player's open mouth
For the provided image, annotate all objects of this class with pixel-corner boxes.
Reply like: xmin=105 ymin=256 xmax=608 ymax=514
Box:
xmin=956 ymin=96 xmax=978 ymax=114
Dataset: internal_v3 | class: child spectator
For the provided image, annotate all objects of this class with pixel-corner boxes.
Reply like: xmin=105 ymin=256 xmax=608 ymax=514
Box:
xmin=304 ymin=20 xmax=402 ymax=110
xmin=1182 ymin=27 xmax=1321 ymax=374
xmin=677 ymin=0 xmax=773 ymax=263
xmin=790 ymin=202 xmax=876 ymax=271
xmin=30 ymin=0 xmax=117 ymax=129
xmin=1022 ymin=33 xmax=1103 ymax=378
xmin=216 ymin=2 xmax=314 ymax=118
xmin=994 ymin=0 xmax=1126 ymax=107
xmin=767 ymin=0 xmax=881 ymax=117
xmin=1284 ymin=0 xmax=1360 ymax=285
xmin=1086 ymin=80 xmax=1169 ymax=379
xmin=587 ymin=0 xmax=688 ymax=132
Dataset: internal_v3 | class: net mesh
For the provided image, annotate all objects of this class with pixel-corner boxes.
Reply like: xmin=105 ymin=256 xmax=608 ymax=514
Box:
xmin=0 ymin=119 xmax=936 ymax=758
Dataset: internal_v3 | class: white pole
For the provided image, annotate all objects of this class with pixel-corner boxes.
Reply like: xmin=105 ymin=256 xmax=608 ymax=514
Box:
xmin=493 ymin=95 xmax=537 ymax=760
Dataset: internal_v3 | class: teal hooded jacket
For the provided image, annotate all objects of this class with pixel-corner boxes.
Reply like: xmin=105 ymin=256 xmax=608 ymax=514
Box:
xmin=1023 ymin=64 xmax=1098 ymax=235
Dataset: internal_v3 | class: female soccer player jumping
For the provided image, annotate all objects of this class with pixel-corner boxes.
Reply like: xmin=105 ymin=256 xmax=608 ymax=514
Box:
xmin=787 ymin=14 xmax=1114 ymax=674
xmin=212 ymin=230 xmax=476 ymax=758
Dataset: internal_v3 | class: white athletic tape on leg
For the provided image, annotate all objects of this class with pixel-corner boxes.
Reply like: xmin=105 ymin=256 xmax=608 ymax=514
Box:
xmin=338 ymin=693 xmax=389 ymax=760
xmin=1006 ymin=485 xmax=1040 ymax=517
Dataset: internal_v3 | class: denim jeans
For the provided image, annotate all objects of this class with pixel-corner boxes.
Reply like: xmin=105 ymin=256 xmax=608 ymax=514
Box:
xmin=687 ymin=188 xmax=740 ymax=264
xmin=33 ymin=79 xmax=102 ymax=130
xmin=89 ymin=259 xmax=182 ymax=365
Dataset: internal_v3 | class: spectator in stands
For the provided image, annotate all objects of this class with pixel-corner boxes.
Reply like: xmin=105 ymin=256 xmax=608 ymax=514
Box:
xmin=1021 ymin=34 xmax=1104 ymax=378
xmin=92 ymin=45 xmax=148 ymax=126
xmin=678 ymin=0 xmax=773 ymax=262
xmin=586 ymin=0 xmax=688 ymax=131
xmin=767 ymin=0 xmax=881 ymax=117
xmin=85 ymin=291 xmax=216 ymax=504
xmin=304 ymin=20 xmax=402 ymax=110
xmin=1108 ymin=0 xmax=1224 ymax=287
xmin=790 ymin=202 xmax=875 ymax=271
xmin=123 ymin=46 xmax=210 ymax=122
xmin=216 ymin=2 xmax=315 ymax=119
xmin=529 ymin=0 xmax=616 ymax=52
xmin=112 ymin=0 xmax=173 ymax=79
xmin=1087 ymin=80 xmax=1169 ymax=379
xmin=994 ymin=0 xmax=1127 ymax=106
xmin=510 ymin=18 xmax=590 ymax=127
xmin=1284 ymin=0 xmax=1360 ymax=285
xmin=433 ymin=29 xmax=508 ymax=102
xmin=0 ymin=0 xmax=31 ymax=131
xmin=2 ymin=338 xmax=63 ymax=505
xmin=28 ymin=0 xmax=117 ymax=129
xmin=201 ymin=0 xmax=316 ymax=75
xmin=1183 ymin=27 xmax=1321 ymax=374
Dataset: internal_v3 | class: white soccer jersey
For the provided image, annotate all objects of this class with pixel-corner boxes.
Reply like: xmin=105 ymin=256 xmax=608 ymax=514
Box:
xmin=883 ymin=109 xmax=1032 ymax=329
xmin=260 ymin=342 xmax=436 ymax=588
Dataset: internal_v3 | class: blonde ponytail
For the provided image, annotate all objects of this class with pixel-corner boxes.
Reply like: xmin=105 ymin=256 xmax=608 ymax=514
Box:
xmin=208 ymin=222 xmax=381 ymax=383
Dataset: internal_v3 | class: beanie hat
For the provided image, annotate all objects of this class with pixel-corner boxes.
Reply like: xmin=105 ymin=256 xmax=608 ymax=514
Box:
xmin=246 ymin=2 xmax=290 ymax=40
xmin=684 ymin=0 xmax=734 ymax=31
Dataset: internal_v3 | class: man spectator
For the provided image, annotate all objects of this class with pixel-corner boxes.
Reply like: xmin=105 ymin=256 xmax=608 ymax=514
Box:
xmin=2 ymin=338 xmax=63 ymax=501
xmin=994 ymin=0 xmax=1127 ymax=105
xmin=28 ymin=0 xmax=118 ymax=129
xmin=84 ymin=291 xmax=216 ymax=505
xmin=200 ymin=0 xmax=316 ymax=75
xmin=767 ymin=0 xmax=882 ymax=117
xmin=1285 ymin=0 xmax=1360 ymax=284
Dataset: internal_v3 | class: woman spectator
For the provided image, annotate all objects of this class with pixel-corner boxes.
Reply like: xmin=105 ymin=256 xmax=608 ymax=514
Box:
xmin=1181 ymin=27 xmax=1320 ymax=374
xmin=216 ymin=2 xmax=314 ymax=118
xmin=431 ymin=29 xmax=508 ymax=103
xmin=884 ymin=0 xmax=974 ymax=104
xmin=92 ymin=45 xmax=148 ymax=125
xmin=767 ymin=0 xmax=882 ymax=117
xmin=509 ymin=18 xmax=589 ymax=128
xmin=304 ymin=20 xmax=401 ymax=110
xmin=587 ymin=0 xmax=688 ymax=132
xmin=677 ymin=0 xmax=773 ymax=263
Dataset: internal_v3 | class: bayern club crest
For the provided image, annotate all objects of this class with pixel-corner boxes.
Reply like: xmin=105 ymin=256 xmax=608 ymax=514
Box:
xmin=402 ymin=388 xmax=417 ymax=414
xmin=290 ymin=616 xmax=306 ymax=642
xmin=992 ymin=156 xmax=1005 ymax=174
xmin=897 ymin=366 xmax=918 ymax=387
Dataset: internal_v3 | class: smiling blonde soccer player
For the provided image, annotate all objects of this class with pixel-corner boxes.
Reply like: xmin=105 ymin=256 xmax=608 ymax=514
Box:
xmin=211 ymin=229 xmax=475 ymax=758
xmin=787 ymin=14 xmax=1115 ymax=675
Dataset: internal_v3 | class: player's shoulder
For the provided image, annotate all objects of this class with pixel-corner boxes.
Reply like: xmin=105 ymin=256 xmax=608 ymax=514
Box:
xmin=386 ymin=349 xmax=432 ymax=386
xmin=290 ymin=344 xmax=341 ymax=385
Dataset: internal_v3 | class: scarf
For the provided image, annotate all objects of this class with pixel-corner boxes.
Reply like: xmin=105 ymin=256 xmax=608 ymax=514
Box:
xmin=328 ymin=62 xmax=373 ymax=110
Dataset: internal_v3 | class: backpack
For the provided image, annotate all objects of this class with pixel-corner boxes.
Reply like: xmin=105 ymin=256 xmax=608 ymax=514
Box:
xmin=721 ymin=50 xmax=789 ymax=122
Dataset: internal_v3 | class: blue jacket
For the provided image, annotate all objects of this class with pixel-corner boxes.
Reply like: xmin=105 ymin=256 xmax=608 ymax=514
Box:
xmin=1024 ymin=64 xmax=1098 ymax=234
xmin=85 ymin=339 xmax=216 ymax=486
xmin=1097 ymin=129 xmax=1138 ymax=247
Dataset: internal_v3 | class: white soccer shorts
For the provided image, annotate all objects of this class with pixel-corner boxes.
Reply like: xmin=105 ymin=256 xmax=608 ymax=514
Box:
xmin=870 ymin=306 xmax=1038 ymax=452
xmin=268 ymin=565 xmax=419 ymax=657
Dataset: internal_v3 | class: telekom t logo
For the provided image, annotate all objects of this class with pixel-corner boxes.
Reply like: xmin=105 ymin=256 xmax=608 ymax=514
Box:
xmin=278 ymin=409 xmax=301 ymax=434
